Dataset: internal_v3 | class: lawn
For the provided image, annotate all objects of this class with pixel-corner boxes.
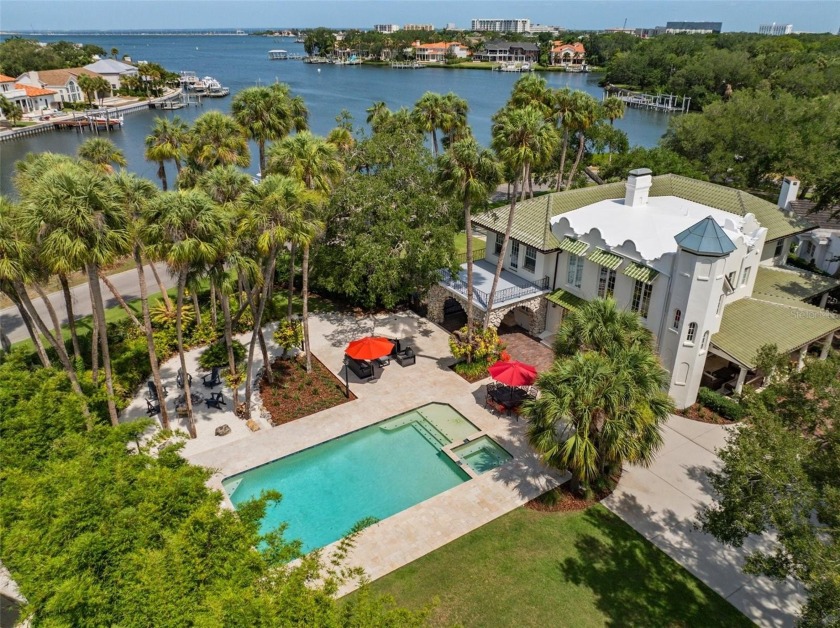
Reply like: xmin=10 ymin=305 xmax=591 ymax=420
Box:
xmin=359 ymin=505 xmax=751 ymax=628
xmin=453 ymin=232 xmax=486 ymax=257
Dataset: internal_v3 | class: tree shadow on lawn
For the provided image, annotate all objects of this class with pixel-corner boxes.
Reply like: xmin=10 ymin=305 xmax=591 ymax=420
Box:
xmin=558 ymin=507 xmax=753 ymax=627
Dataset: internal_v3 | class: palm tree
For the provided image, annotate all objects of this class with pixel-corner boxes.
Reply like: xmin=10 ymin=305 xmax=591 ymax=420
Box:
xmin=238 ymin=175 xmax=308 ymax=414
xmin=508 ymin=73 xmax=551 ymax=116
xmin=78 ymin=137 xmax=127 ymax=174
xmin=143 ymin=189 xmax=229 ymax=437
xmin=484 ymin=105 xmax=557 ymax=327
xmin=231 ymin=84 xmax=309 ymax=175
xmin=413 ymin=92 xmax=448 ymax=157
xmin=144 ymin=116 xmax=189 ymax=191
xmin=603 ymin=96 xmax=625 ymax=127
xmin=440 ymin=93 xmax=470 ymax=149
xmin=524 ymin=347 xmax=672 ymax=494
xmin=436 ymin=137 xmax=501 ymax=357
xmin=366 ymin=101 xmax=390 ymax=130
xmin=526 ymin=298 xmax=672 ymax=493
xmin=22 ymin=161 xmax=128 ymax=426
xmin=550 ymin=87 xmax=575 ymax=191
xmin=184 ymin=111 xmax=250 ymax=174
xmin=266 ymin=132 xmax=342 ymax=371
xmin=112 ymin=172 xmax=170 ymax=429
xmin=565 ymin=93 xmax=602 ymax=188
xmin=197 ymin=164 xmax=252 ymax=206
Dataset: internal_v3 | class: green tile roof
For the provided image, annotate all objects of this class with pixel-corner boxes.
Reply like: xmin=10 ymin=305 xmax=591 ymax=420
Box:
xmin=712 ymin=299 xmax=840 ymax=369
xmin=588 ymin=249 xmax=624 ymax=270
xmin=557 ymin=237 xmax=589 ymax=255
xmin=752 ymin=266 xmax=840 ymax=305
xmin=623 ymin=262 xmax=659 ymax=284
xmin=471 ymin=175 xmax=815 ymax=251
xmin=546 ymin=288 xmax=588 ymax=311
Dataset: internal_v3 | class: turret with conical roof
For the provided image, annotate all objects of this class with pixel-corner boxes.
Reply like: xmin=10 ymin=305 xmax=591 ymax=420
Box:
xmin=674 ymin=216 xmax=737 ymax=257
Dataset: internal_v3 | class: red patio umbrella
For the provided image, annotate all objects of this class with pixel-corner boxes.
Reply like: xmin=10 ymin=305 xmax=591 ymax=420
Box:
xmin=345 ymin=336 xmax=395 ymax=361
xmin=488 ymin=360 xmax=537 ymax=387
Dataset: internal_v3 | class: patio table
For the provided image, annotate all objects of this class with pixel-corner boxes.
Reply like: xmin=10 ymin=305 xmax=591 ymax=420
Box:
xmin=175 ymin=391 xmax=203 ymax=406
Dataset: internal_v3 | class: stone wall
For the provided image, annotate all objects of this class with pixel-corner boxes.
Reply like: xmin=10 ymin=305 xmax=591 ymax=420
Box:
xmin=424 ymin=285 xmax=548 ymax=335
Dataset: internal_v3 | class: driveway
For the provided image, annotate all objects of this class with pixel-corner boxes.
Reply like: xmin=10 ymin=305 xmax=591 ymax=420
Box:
xmin=603 ymin=416 xmax=805 ymax=627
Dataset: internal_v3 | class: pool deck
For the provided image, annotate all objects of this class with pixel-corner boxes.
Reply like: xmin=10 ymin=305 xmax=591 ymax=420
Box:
xmin=183 ymin=309 xmax=568 ymax=594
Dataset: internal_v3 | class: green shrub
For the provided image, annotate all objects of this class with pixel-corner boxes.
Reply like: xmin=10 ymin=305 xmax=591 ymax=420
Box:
xmin=273 ymin=319 xmax=303 ymax=355
xmin=449 ymin=325 xmax=503 ymax=364
xmin=198 ymin=339 xmax=246 ymax=370
xmin=697 ymin=387 xmax=744 ymax=421
xmin=453 ymin=359 xmax=490 ymax=380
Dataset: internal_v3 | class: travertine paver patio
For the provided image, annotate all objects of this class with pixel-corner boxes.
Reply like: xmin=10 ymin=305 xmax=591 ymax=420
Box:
xmin=603 ymin=415 xmax=805 ymax=627
xmin=184 ymin=309 xmax=567 ymax=593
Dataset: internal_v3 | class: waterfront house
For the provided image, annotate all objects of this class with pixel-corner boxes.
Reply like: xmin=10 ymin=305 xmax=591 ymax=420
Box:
xmin=549 ymin=41 xmax=586 ymax=67
xmin=15 ymin=67 xmax=99 ymax=107
xmin=83 ymin=58 xmax=139 ymax=92
xmin=427 ymin=170 xmax=840 ymax=409
xmin=413 ymin=41 xmax=470 ymax=63
xmin=473 ymin=41 xmax=539 ymax=63
xmin=0 ymin=74 xmax=57 ymax=115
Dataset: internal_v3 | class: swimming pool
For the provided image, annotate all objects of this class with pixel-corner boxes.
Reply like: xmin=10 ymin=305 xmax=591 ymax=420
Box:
xmin=453 ymin=436 xmax=513 ymax=474
xmin=223 ymin=403 xmax=508 ymax=553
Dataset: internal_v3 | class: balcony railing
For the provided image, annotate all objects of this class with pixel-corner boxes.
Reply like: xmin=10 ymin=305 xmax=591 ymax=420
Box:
xmin=440 ymin=270 xmax=550 ymax=309
xmin=454 ymin=247 xmax=486 ymax=266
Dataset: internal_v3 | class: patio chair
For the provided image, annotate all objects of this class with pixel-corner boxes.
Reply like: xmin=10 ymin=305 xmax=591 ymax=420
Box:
xmin=146 ymin=398 xmax=160 ymax=416
xmin=205 ymin=391 xmax=226 ymax=410
xmin=395 ymin=346 xmax=415 ymax=366
xmin=344 ymin=355 xmax=374 ymax=380
xmin=202 ymin=366 xmax=223 ymax=388
xmin=176 ymin=368 xmax=192 ymax=389
xmin=147 ymin=380 xmax=167 ymax=401
xmin=175 ymin=404 xmax=189 ymax=419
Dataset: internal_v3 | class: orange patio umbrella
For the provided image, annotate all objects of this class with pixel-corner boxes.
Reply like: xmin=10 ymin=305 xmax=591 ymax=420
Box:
xmin=345 ymin=336 xmax=395 ymax=361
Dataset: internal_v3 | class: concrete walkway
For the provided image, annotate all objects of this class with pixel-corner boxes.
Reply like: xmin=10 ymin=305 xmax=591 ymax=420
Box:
xmin=603 ymin=416 xmax=805 ymax=627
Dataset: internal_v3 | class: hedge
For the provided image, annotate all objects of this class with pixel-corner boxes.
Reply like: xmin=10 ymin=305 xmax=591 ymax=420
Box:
xmin=697 ymin=386 xmax=744 ymax=421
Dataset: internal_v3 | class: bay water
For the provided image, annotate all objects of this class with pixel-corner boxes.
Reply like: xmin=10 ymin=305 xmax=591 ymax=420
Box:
xmin=0 ymin=34 xmax=673 ymax=194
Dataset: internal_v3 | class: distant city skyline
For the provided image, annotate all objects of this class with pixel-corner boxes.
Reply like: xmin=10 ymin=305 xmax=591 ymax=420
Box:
xmin=2 ymin=1 xmax=838 ymax=34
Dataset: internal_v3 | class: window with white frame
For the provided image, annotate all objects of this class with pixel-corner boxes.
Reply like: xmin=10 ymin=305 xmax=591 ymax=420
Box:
xmin=672 ymin=309 xmax=682 ymax=330
xmin=631 ymin=280 xmax=652 ymax=319
xmin=686 ymin=322 xmax=697 ymax=343
xmin=774 ymin=240 xmax=785 ymax=257
xmin=510 ymin=240 xmax=520 ymax=269
xmin=494 ymin=232 xmax=503 ymax=255
xmin=597 ymin=266 xmax=616 ymax=298
xmin=567 ymin=253 xmax=583 ymax=288
xmin=524 ymin=246 xmax=537 ymax=272
xmin=726 ymin=272 xmax=736 ymax=289
xmin=740 ymin=266 xmax=751 ymax=286
xmin=701 ymin=331 xmax=709 ymax=350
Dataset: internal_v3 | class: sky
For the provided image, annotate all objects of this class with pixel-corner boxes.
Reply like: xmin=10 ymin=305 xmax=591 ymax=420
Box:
xmin=1 ymin=0 xmax=838 ymax=33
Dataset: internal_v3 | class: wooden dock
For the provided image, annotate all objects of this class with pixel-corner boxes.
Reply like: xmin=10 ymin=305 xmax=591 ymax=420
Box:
xmin=604 ymin=87 xmax=690 ymax=113
xmin=390 ymin=61 xmax=423 ymax=69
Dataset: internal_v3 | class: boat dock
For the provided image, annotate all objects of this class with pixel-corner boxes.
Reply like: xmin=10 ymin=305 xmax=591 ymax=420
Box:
xmin=492 ymin=63 xmax=534 ymax=73
xmin=390 ymin=61 xmax=423 ymax=69
xmin=604 ymin=88 xmax=691 ymax=113
xmin=268 ymin=50 xmax=305 ymax=60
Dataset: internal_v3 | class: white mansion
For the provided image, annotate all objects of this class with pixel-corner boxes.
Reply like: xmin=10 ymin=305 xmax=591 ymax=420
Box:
xmin=428 ymin=170 xmax=840 ymax=409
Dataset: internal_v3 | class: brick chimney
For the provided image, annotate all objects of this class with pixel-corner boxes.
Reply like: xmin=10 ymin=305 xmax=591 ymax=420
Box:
xmin=778 ymin=176 xmax=799 ymax=211
xmin=625 ymin=168 xmax=653 ymax=208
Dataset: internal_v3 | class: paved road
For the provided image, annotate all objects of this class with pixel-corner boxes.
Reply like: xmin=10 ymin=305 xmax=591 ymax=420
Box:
xmin=0 ymin=263 xmax=176 ymax=345
xmin=603 ymin=415 xmax=804 ymax=627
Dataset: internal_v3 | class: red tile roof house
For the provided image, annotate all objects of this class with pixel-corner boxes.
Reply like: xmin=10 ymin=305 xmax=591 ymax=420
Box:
xmin=550 ymin=41 xmax=586 ymax=67
xmin=0 ymin=74 xmax=57 ymax=117
xmin=15 ymin=67 xmax=100 ymax=107
xmin=413 ymin=41 xmax=470 ymax=63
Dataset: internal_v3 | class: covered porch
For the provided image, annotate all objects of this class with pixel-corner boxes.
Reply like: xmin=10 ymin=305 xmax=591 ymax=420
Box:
xmin=709 ymin=297 xmax=839 ymax=395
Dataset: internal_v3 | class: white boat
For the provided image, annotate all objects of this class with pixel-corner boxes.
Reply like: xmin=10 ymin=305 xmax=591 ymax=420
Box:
xmin=202 ymin=76 xmax=230 ymax=97
xmin=179 ymin=71 xmax=198 ymax=87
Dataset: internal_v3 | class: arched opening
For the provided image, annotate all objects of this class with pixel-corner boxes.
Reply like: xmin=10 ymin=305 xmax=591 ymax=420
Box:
xmin=441 ymin=297 xmax=467 ymax=332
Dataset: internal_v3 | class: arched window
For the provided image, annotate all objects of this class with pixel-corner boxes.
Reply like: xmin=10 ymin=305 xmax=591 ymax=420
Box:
xmin=672 ymin=309 xmax=682 ymax=330
xmin=686 ymin=322 xmax=697 ymax=343
xmin=701 ymin=331 xmax=709 ymax=350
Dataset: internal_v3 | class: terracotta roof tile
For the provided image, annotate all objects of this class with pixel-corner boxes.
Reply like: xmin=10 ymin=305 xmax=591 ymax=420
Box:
xmin=14 ymin=83 xmax=57 ymax=97
xmin=0 ymin=74 xmax=16 ymax=83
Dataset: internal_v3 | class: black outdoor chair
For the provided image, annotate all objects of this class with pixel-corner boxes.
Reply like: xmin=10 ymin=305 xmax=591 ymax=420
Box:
xmin=147 ymin=380 xmax=167 ymax=401
xmin=205 ymin=391 xmax=226 ymax=410
xmin=395 ymin=346 xmax=416 ymax=367
xmin=177 ymin=368 xmax=192 ymax=389
xmin=344 ymin=355 xmax=374 ymax=380
xmin=202 ymin=366 xmax=223 ymax=388
xmin=146 ymin=398 xmax=160 ymax=416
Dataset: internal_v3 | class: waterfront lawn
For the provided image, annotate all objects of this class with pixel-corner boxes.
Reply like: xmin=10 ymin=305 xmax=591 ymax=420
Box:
xmin=360 ymin=505 xmax=751 ymax=628
xmin=453 ymin=232 xmax=486 ymax=257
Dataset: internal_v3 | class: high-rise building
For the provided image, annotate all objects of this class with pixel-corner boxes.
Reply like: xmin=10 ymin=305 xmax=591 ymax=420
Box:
xmin=471 ymin=18 xmax=531 ymax=34
xmin=758 ymin=23 xmax=793 ymax=35
xmin=373 ymin=24 xmax=400 ymax=34
xmin=403 ymin=23 xmax=434 ymax=32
